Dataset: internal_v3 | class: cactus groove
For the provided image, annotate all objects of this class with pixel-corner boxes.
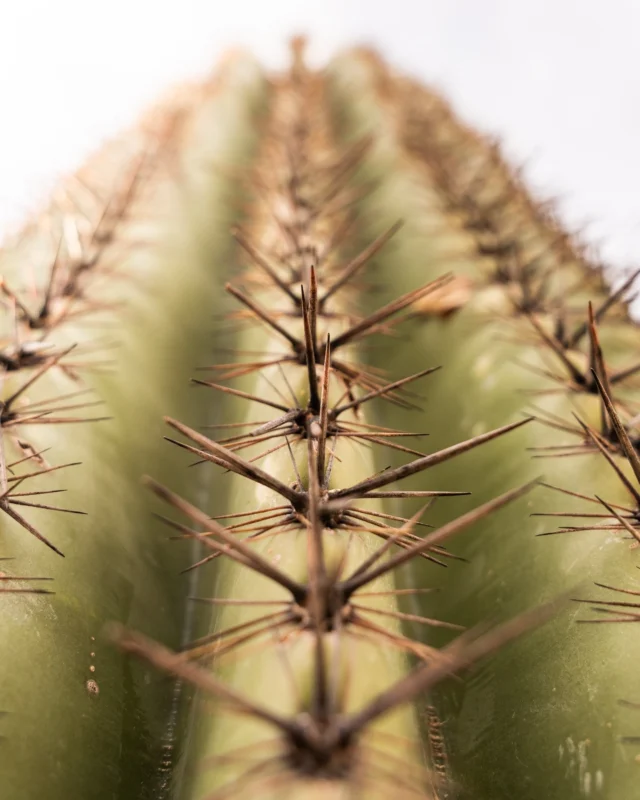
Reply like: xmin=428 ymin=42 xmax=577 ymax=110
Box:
xmin=1 ymin=39 xmax=638 ymax=800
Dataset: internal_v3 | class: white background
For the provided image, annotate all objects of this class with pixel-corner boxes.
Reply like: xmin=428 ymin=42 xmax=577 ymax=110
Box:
xmin=1 ymin=0 xmax=639 ymax=283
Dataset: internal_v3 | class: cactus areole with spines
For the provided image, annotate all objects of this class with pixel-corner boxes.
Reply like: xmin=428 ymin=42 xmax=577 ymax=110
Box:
xmin=0 ymin=39 xmax=637 ymax=800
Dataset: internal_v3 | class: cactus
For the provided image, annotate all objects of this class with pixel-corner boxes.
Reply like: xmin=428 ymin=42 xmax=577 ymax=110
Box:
xmin=1 ymin=40 xmax=638 ymax=800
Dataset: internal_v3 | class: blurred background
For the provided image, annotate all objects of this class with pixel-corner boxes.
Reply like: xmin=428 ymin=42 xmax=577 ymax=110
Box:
xmin=1 ymin=0 xmax=639 ymax=281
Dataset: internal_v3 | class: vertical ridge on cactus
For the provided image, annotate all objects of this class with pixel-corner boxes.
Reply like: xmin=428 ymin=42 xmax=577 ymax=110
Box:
xmin=327 ymin=47 xmax=640 ymax=800
xmin=0 ymin=52 xmax=267 ymax=799
xmin=126 ymin=45 xmax=545 ymax=800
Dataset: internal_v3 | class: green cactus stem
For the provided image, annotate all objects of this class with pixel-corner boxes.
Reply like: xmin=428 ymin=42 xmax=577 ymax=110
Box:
xmin=0 ymin=53 xmax=266 ymax=800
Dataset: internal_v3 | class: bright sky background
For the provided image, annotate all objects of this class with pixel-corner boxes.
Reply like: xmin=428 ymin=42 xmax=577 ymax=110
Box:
xmin=2 ymin=0 xmax=639 ymax=282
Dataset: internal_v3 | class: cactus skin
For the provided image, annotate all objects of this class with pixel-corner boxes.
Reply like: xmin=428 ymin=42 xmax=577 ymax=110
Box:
xmin=328 ymin=49 xmax=640 ymax=800
xmin=0 ymin=54 xmax=266 ymax=800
